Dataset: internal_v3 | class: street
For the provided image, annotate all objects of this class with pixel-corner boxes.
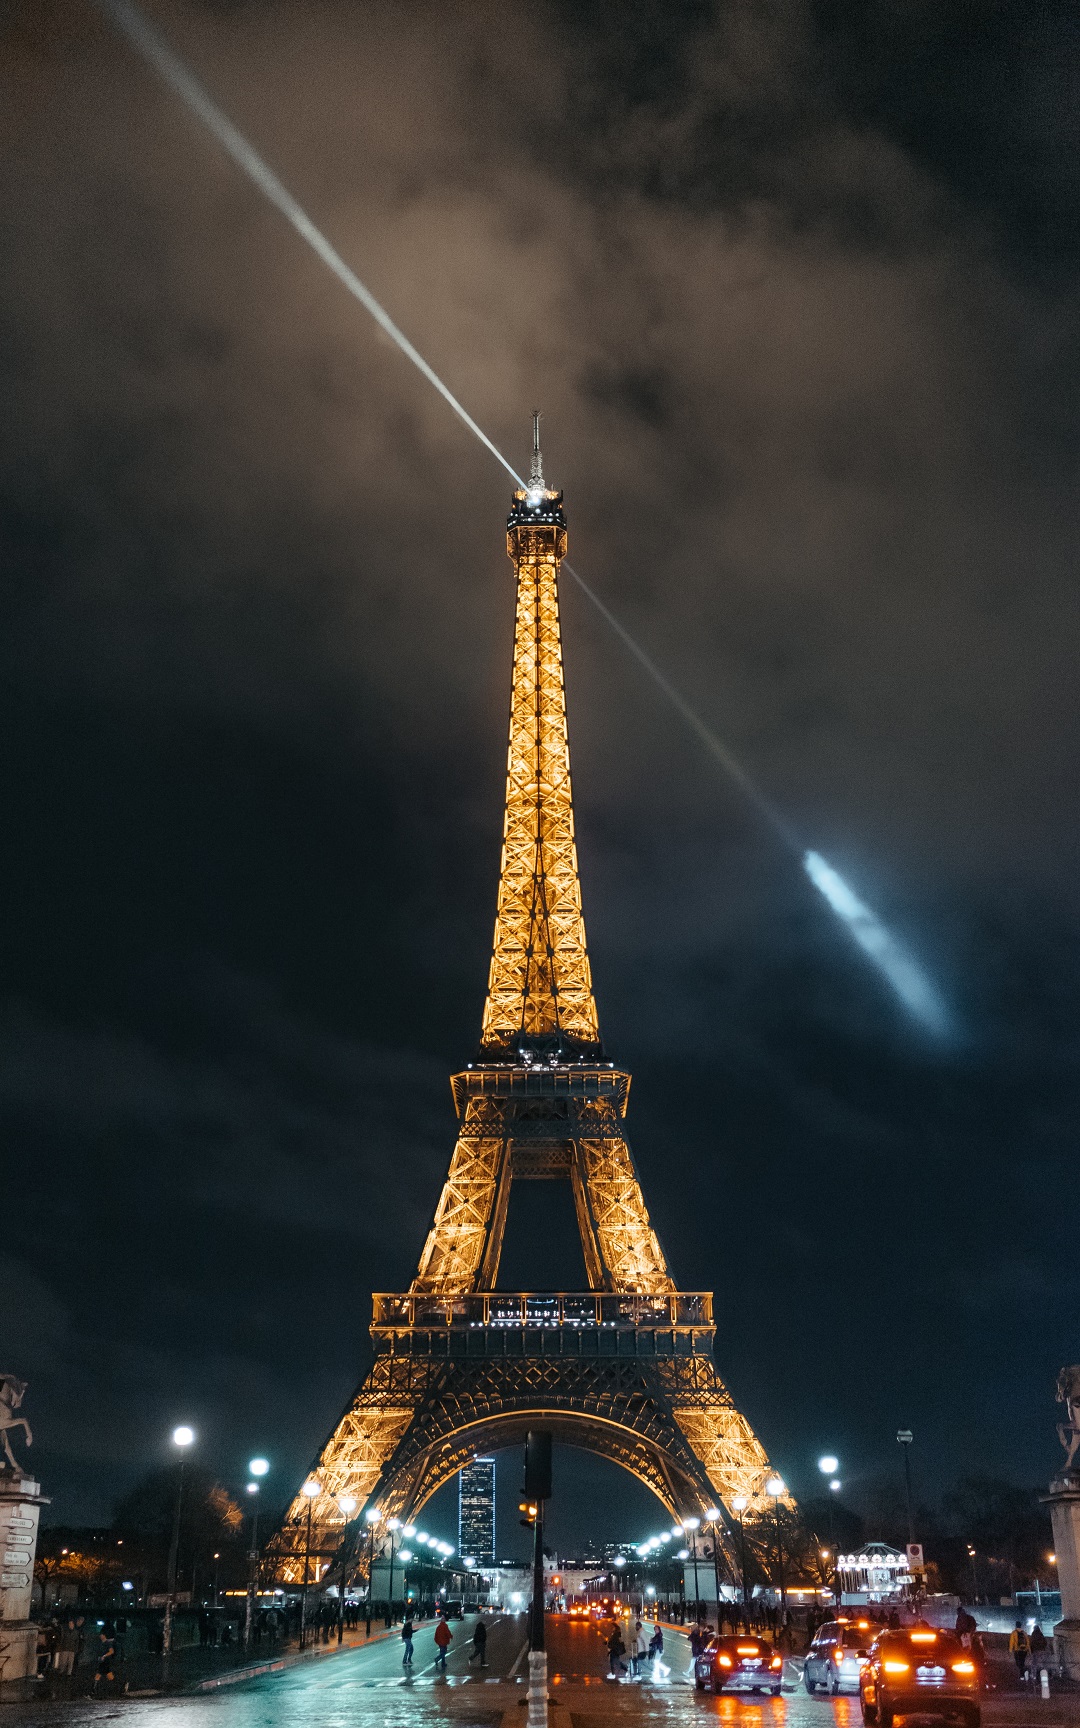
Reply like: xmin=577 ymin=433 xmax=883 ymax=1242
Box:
xmin=4 ymin=1617 xmax=1080 ymax=1728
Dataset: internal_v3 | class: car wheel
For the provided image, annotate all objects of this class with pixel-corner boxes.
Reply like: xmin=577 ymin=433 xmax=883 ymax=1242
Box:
xmin=879 ymin=1706 xmax=894 ymax=1728
xmin=861 ymin=1705 xmax=877 ymax=1726
xmin=829 ymin=1674 xmax=842 ymax=1696
xmin=805 ymin=1674 xmax=818 ymax=1694
xmin=771 ymin=1686 xmax=782 ymax=1696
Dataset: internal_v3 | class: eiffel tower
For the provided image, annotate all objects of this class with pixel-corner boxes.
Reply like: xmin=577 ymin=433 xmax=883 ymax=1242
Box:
xmin=277 ymin=421 xmax=776 ymax=1577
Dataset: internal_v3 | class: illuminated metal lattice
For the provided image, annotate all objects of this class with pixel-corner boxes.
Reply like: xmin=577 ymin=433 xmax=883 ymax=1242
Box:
xmin=270 ymin=447 xmax=780 ymax=1583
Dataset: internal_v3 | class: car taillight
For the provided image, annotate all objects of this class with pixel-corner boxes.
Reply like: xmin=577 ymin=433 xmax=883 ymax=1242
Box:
xmin=771 ymin=1656 xmax=782 ymax=1669
xmin=718 ymin=1655 xmax=732 ymax=1667
xmin=951 ymin=1661 xmax=976 ymax=1675
xmin=883 ymin=1660 xmax=910 ymax=1674
xmin=834 ymin=1650 xmax=846 ymax=1665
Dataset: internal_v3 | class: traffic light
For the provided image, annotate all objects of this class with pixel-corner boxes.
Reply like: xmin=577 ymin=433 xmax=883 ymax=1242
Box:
xmin=519 ymin=1500 xmax=538 ymax=1528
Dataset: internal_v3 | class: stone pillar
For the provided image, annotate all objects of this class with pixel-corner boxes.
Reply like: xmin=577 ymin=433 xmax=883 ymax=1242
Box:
xmin=0 ymin=1474 xmax=45 ymax=1697
xmin=1045 ymin=1477 xmax=1080 ymax=1680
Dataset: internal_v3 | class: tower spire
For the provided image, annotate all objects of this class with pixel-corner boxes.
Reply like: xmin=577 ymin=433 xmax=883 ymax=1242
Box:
xmin=479 ymin=431 xmax=600 ymax=1060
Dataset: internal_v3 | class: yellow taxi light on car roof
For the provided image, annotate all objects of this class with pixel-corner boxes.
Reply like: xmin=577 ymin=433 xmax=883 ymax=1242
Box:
xmin=910 ymin=1633 xmax=937 ymax=1643
xmin=951 ymin=1661 xmax=976 ymax=1675
xmin=884 ymin=1660 xmax=911 ymax=1674
xmin=857 ymin=1621 xmax=870 ymax=1629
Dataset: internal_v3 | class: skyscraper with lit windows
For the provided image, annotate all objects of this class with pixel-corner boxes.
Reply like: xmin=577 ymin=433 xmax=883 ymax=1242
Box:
xmin=459 ymin=1455 xmax=495 ymax=1563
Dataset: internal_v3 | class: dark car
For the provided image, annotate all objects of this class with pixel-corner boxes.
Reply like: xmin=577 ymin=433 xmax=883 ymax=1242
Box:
xmin=805 ymin=1619 xmax=875 ymax=1694
xmin=695 ymin=1634 xmax=784 ymax=1695
xmin=441 ymin=1600 xmax=464 ymax=1620
xmin=860 ymin=1628 xmax=980 ymax=1728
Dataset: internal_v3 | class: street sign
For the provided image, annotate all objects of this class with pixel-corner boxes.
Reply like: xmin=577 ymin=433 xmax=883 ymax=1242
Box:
xmin=906 ymin=1543 xmax=925 ymax=1570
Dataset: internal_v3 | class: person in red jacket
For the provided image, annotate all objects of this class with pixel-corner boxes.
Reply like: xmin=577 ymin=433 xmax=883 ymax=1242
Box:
xmin=434 ymin=1616 xmax=453 ymax=1672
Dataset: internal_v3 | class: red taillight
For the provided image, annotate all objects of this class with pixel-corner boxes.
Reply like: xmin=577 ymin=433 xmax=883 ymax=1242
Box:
xmin=952 ymin=1661 xmax=976 ymax=1676
xmin=771 ymin=1656 xmax=782 ymax=1669
xmin=718 ymin=1655 xmax=732 ymax=1668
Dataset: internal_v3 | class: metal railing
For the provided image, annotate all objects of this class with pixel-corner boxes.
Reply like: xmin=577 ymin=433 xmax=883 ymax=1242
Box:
xmin=371 ymin=1291 xmax=713 ymax=1331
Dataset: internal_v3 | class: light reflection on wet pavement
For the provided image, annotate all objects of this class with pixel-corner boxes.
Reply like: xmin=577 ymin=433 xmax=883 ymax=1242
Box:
xmin=3 ymin=1619 xmax=1076 ymax=1728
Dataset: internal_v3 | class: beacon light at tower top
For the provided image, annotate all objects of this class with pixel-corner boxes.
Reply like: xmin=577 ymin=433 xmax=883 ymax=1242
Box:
xmin=96 ymin=0 xmax=956 ymax=1040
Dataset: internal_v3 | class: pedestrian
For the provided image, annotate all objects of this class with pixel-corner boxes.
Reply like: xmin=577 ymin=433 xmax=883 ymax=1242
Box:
xmin=469 ymin=1617 xmax=488 ymax=1667
xmin=1009 ymin=1621 xmax=1029 ymax=1682
xmin=648 ymin=1623 xmax=670 ymax=1680
xmin=401 ymin=1615 xmax=414 ymax=1666
xmin=606 ymin=1625 xmax=627 ymax=1678
xmin=53 ymin=1616 xmax=80 ymax=1681
xmin=434 ymin=1615 xmax=452 ymax=1671
xmin=92 ymin=1629 xmax=117 ymax=1692
xmin=1030 ymin=1623 xmax=1048 ymax=1675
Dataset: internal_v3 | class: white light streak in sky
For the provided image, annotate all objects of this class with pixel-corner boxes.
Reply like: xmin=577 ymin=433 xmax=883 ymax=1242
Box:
xmin=803 ymin=852 xmax=952 ymax=1036
xmin=94 ymin=0 xmax=955 ymax=1037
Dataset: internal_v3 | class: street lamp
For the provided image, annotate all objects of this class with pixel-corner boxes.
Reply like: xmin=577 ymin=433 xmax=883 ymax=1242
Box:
xmin=732 ymin=1495 xmax=751 ymax=1625
xmin=299 ymin=1479 xmax=320 ymax=1649
xmin=967 ymin=1545 xmax=978 ymax=1604
xmin=818 ymin=1456 xmax=841 ymax=1608
xmin=364 ymin=1508 xmax=380 ymax=1637
xmin=386 ymin=1518 xmax=401 ymax=1624
xmin=336 ymin=1496 xmax=357 ymax=1645
xmin=766 ymin=1477 xmax=787 ymax=1625
xmin=704 ymin=1507 xmax=724 ymax=1628
xmin=683 ymin=1518 xmax=702 ymax=1621
xmin=163 ymin=1425 xmax=195 ymax=1659
xmin=244 ymin=1458 xmax=270 ymax=1649
xmin=897 ymin=1431 xmax=915 ymax=1547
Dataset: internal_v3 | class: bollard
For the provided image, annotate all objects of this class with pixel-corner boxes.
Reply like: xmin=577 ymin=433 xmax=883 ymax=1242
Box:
xmin=528 ymin=1649 xmax=549 ymax=1728
xmin=1040 ymin=1668 xmax=1050 ymax=1698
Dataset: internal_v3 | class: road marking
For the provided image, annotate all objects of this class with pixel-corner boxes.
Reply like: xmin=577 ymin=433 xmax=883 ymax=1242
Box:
xmin=509 ymin=1639 xmax=530 ymax=1677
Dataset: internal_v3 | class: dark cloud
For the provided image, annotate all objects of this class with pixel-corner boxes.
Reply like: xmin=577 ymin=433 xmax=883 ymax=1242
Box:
xmin=1 ymin=0 xmax=1078 ymax=1538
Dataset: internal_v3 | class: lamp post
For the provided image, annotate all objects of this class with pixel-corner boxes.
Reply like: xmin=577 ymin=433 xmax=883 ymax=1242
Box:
xmin=704 ymin=1507 xmax=724 ymax=1629
xmin=897 ymin=1431 xmax=915 ymax=1547
xmin=732 ymin=1495 xmax=750 ymax=1627
xmin=386 ymin=1518 xmax=401 ymax=1624
xmin=364 ymin=1508 xmax=379 ymax=1636
xmin=163 ymin=1425 xmax=195 ymax=1659
xmin=336 ymin=1496 xmax=357 ymax=1644
xmin=244 ymin=1458 xmax=270 ymax=1650
xmin=683 ymin=1518 xmax=702 ymax=1621
xmin=299 ymin=1479 xmax=320 ymax=1649
xmin=818 ymin=1457 xmax=840 ymax=1609
xmin=766 ymin=1477 xmax=787 ymax=1629
xmin=967 ymin=1545 xmax=978 ymax=1605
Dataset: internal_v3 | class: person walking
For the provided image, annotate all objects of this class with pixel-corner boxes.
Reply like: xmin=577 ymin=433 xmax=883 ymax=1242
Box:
xmin=434 ymin=1615 xmax=453 ymax=1672
xmin=401 ymin=1615 xmax=414 ymax=1667
xmin=92 ymin=1628 xmax=117 ymax=1692
xmin=1030 ymin=1623 xmax=1048 ymax=1677
xmin=648 ymin=1623 xmax=670 ymax=1680
xmin=606 ymin=1624 xmax=627 ymax=1679
xmin=469 ymin=1617 xmax=488 ymax=1667
xmin=632 ymin=1620 xmax=648 ymax=1679
xmin=1009 ymin=1621 xmax=1030 ymax=1682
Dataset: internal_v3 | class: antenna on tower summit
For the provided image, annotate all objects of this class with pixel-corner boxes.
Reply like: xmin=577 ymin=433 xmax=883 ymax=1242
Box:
xmin=529 ymin=409 xmax=544 ymax=492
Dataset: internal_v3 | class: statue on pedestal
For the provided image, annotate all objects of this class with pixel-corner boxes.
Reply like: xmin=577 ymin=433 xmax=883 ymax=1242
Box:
xmin=0 ymin=1377 xmax=32 ymax=1474
xmin=1056 ymin=1366 xmax=1080 ymax=1477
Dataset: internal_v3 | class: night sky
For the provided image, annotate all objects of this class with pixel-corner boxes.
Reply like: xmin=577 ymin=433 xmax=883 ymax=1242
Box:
xmin=3 ymin=0 xmax=1079 ymax=1553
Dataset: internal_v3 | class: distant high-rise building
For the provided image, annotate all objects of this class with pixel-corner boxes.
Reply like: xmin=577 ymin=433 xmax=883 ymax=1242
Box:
xmin=459 ymin=1456 xmax=496 ymax=1562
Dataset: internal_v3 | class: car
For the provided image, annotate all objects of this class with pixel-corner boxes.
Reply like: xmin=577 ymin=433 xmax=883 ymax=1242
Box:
xmin=695 ymin=1635 xmax=785 ymax=1695
xmin=859 ymin=1628 xmax=980 ymax=1728
xmin=441 ymin=1599 xmax=464 ymax=1619
xmin=805 ymin=1619 xmax=875 ymax=1694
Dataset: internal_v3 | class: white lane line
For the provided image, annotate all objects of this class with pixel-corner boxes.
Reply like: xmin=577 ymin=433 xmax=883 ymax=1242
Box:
xmin=509 ymin=1638 xmax=530 ymax=1677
